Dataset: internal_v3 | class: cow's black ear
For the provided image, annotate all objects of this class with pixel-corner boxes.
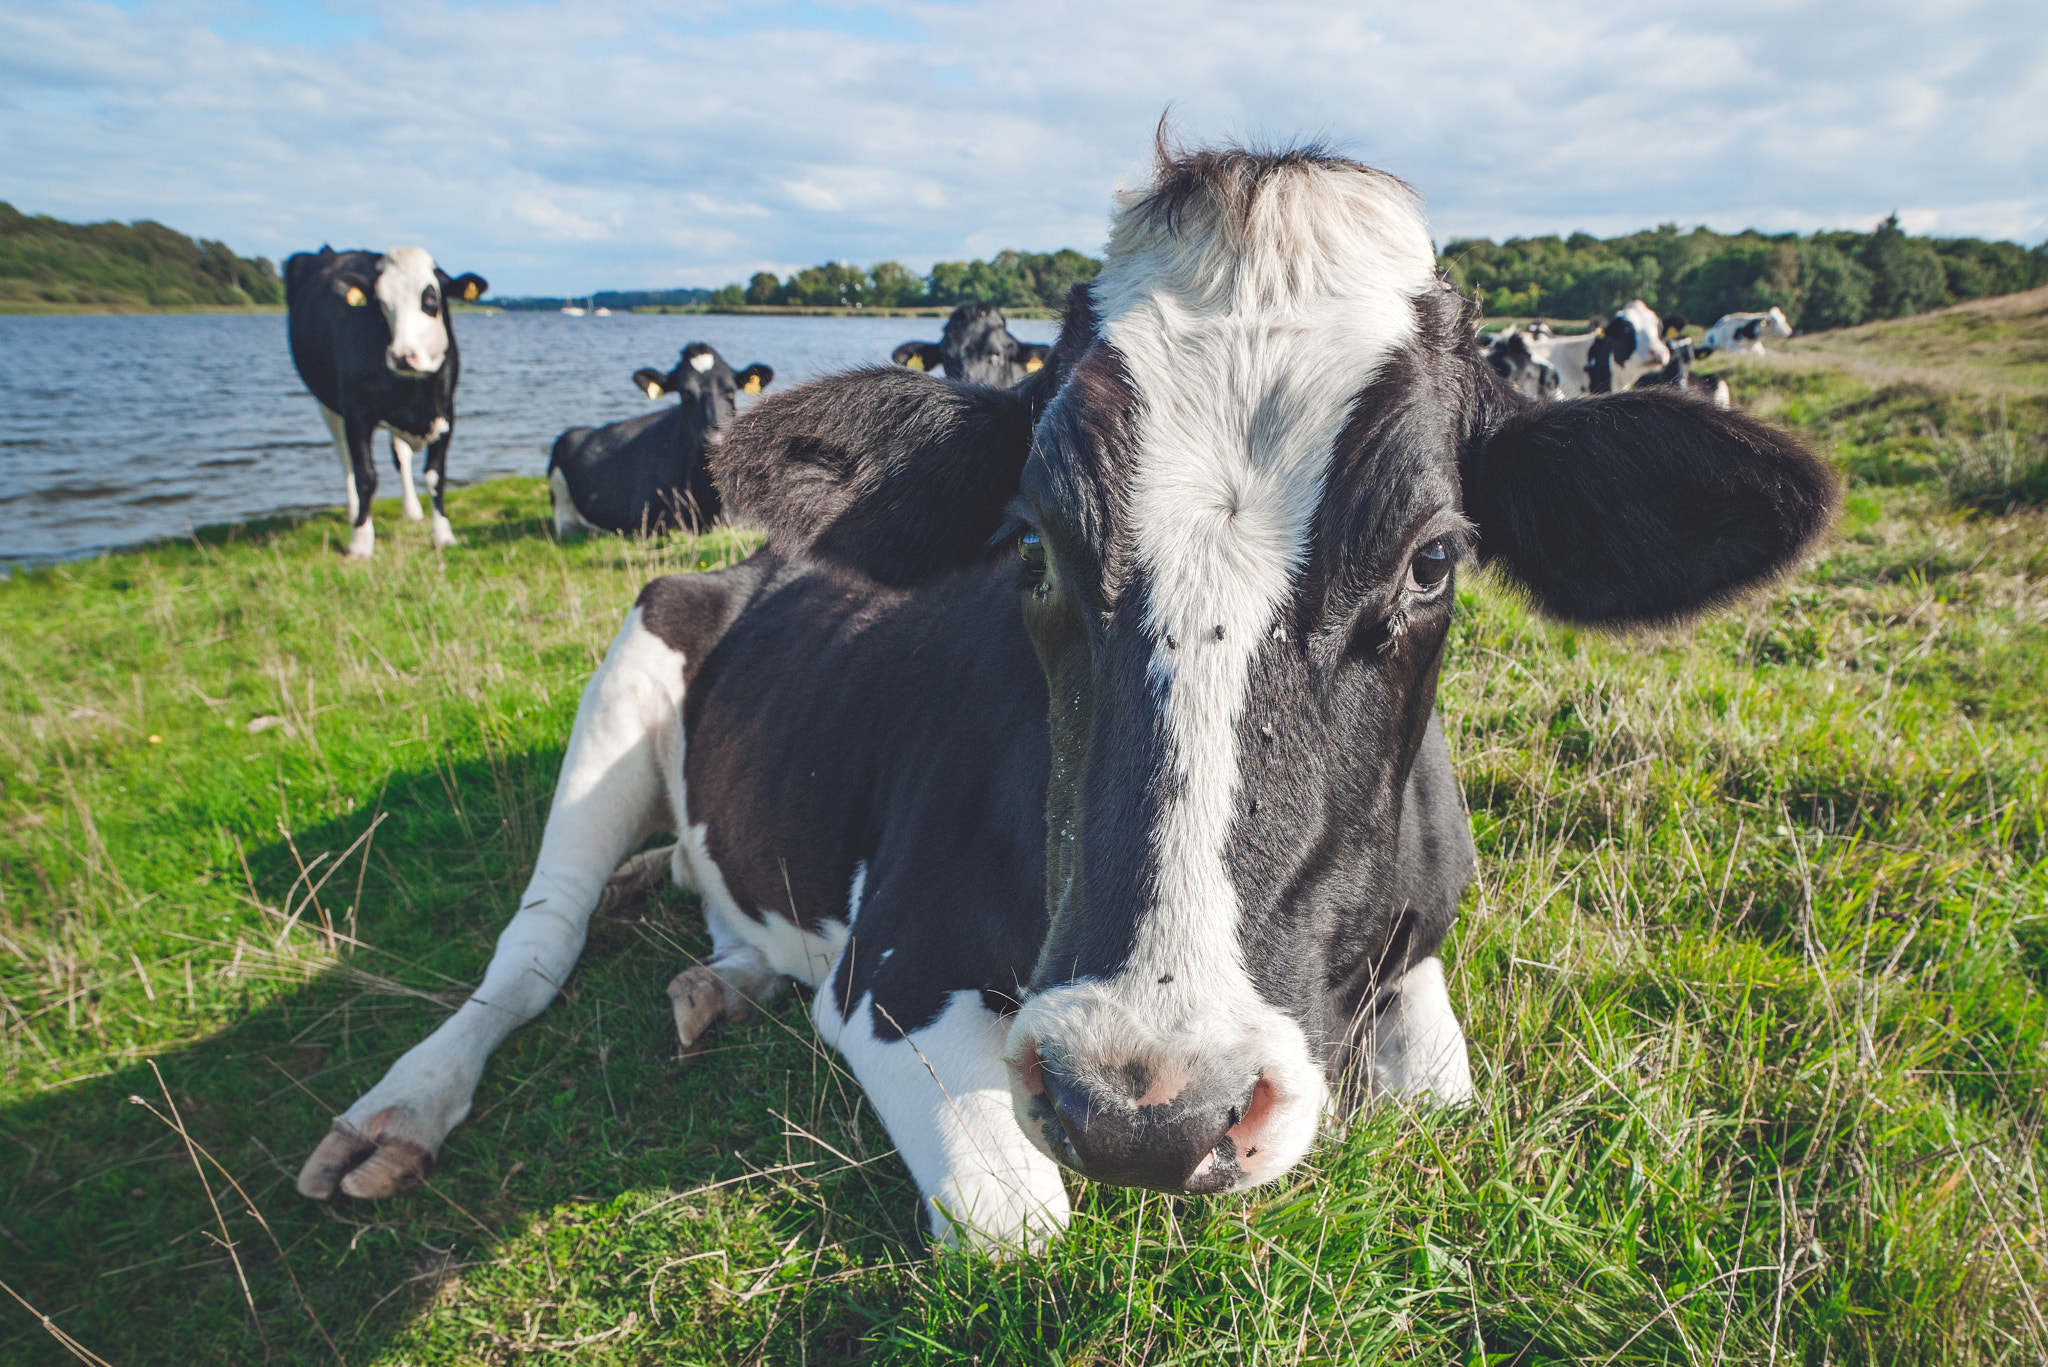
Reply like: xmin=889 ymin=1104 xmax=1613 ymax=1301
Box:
xmin=435 ymin=270 xmax=487 ymax=303
xmin=1463 ymin=387 xmax=1838 ymax=626
xmin=1663 ymin=314 xmax=1689 ymax=336
xmin=1020 ymin=343 xmax=1051 ymax=375
xmin=735 ymin=364 xmax=773 ymax=396
xmin=632 ymin=368 xmax=673 ymax=399
xmin=714 ymin=368 xmax=1036 ymax=586
xmin=892 ymin=341 xmax=944 ymax=373
xmin=331 ymin=271 xmax=375 ymax=307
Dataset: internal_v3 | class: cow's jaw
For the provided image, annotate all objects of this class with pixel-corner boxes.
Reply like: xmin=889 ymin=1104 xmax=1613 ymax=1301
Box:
xmin=376 ymin=247 xmax=450 ymax=378
xmin=1005 ymin=154 xmax=1441 ymax=1195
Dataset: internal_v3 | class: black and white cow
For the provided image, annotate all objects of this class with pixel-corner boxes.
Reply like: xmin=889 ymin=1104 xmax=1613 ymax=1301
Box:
xmin=547 ymin=344 xmax=774 ymax=535
xmin=1482 ymin=327 xmax=1563 ymax=400
xmin=1701 ymin=307 xmax=1793 ymax=357
xmin=285 ymin=247 xmax=487 ymax=557
xmin=893 ymin=301 xmax=1052 ymax=386
xmin=1633 ymin=335 xmax=1731 ymax=407
xmin=1519 ymin=299 xmax=1671 ymax=398
xmin=295 ymin=145 xmax=1835 ymax=1250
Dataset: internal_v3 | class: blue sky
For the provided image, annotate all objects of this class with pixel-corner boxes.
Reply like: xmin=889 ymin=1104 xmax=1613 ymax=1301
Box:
xmin=3 ymin=0 xmax=2043 ymax=295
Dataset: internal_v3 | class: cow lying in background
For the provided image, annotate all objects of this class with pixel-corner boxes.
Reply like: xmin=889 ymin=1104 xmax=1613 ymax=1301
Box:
xmin=892 ymin=302 xmax=1051 ymax=385
xmin=1482 ymin=327 xmax=1562 ymax=399
xmin=547 ymin=344 xmax=773 ymax=535
xmin=1634 ymin=335 xmax=1731 ymax=407
xmin=296 ymin=144 xmax=1835 ymax=1251
xmin=286 ymin=247 xmax=487 ymax=558
xmin=1702 ymin=307 xmax=1793 ymax=357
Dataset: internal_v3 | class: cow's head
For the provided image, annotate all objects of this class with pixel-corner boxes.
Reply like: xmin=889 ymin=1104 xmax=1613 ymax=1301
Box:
xmin=1485 ymin=329 xmax=1562 ymax=400
xmin=633 ymin=344 xmax=773 ymax=449
xmin=717 ymin=144 xmax=1835 ymax=1198
xmin=1597 ymin=299 xmax=1671 ymax=377
xmin=331 ymin=247 xmax=486 ymax=378
xmin=893 ymin=302 xmax=1051 ymax=387
xmin=1759 ymin=307 xmax=1793 ymax=339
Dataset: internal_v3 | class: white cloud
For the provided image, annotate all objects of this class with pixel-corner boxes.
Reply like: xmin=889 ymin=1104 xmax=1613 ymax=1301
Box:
xmin=0 ymin=0 xmax=2040 ymax=294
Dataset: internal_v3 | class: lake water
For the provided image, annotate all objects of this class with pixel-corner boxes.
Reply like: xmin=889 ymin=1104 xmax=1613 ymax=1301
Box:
xmin=0 ymin=312 xmax=1057 ymax=566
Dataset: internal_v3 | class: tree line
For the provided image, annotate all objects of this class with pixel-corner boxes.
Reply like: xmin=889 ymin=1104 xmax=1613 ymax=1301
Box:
xmin=713 ymin=248 xmax=1101 ymax=310
xmin=1443 ymin=217 xmax=2048 ymax=328
xmin=0 ymin=203 xmax=284 ymax=309
xmin=725 ymin=223 xmax=2044 ymax=329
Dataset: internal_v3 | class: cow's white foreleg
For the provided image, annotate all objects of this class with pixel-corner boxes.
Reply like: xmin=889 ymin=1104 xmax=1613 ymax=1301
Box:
xmin=1367 ymin=955 xmax=1474 ymax=1104
xmin=815 ymin=985 xmax=1070 ymax=1252
xmin=297 ymin=606 xmax=688 ymax=1199
xmin=392 ymin=433 xmax=425 ymax=522
xmin=319 ymin=404 xmax=359 ymax=524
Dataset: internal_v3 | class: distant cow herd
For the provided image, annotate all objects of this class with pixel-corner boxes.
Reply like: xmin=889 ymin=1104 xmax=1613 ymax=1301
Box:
xmin=284 ymin=266 xmax=1053 ymax=556
xmin=283 ymin=249 xmax=1793 ymax=561
xmin=282 ymin=145 xmax=1834 ymax=1253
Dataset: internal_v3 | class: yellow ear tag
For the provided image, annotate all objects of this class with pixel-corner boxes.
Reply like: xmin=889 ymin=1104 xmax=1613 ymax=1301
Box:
xmin=743 ymin=376 xmax=761 ymax=395
xmin=905 ymin=354 xmax=924 ymax=371
xmin=345 ymin=286 xmax=367 ymax=307
xmin=463 ymin=282 xmax=479 ymax=301
xmin=1025 ymin=358 xmax=1044 ymax=372
xmin=645 ymin=383 xmax=663 ymax=399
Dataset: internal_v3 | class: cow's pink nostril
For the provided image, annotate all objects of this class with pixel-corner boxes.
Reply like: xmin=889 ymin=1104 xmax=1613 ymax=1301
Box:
xmin=1225 ymin=1076 xmax=1278 ymax=1160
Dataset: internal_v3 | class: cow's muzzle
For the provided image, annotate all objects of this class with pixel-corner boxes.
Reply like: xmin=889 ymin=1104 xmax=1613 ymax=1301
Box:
xmin=1013 ymin=1036 xmax=1283 ymax=1194
xmin=385 ymin=348 xmax=442 ymax=378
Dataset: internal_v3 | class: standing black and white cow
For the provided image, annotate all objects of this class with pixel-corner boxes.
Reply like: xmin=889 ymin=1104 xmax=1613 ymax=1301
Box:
xmin=1701 ymin=307 xmax=1794 ymax=357
xmin=547 ymin=344 xmax=774 ymax=535
xmin=295 ymin=145 xmax=1835 ymax=1249
xmin=1517 ymin=299 xmax=1671 ymax=398
xmin=285 ymin=247 xmax=487 ymax=557
xmin=892 ymin=302 xmax=1052 ymax=386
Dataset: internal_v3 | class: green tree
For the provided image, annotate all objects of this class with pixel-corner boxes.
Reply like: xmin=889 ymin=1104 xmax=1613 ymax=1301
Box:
xmin=1862 ymin=215 xmax=1948 ymax=318
xmin=0 ymin=202 xmax=283 ymax=308
xmin=866 ymin=260 xmax=925 ymax=306
xmin=710 ymin=284 xmax=745 ymax=307
xmin=744 ymin=271 xmax=781 ymax=305
xmin=1678 ymin=242 xmax=1803 ymax=326
xmin=1796 ymin=241 xmax=1874 ymax=330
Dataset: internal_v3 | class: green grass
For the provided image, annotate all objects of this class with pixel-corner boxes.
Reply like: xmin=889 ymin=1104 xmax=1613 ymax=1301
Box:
xmin=1770 ymin=288 xmax=2048 ymax=394
xmin=4 ymin=356 xmax=2048 ymax=1363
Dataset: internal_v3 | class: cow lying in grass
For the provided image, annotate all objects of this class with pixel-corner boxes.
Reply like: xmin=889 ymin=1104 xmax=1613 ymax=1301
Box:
xmin=297 ymin=142 xmax=1835 ymax=1250
xmin=548 ymin=344 xmax=774 ymax=535
xmin=892 ymin=302 xmax=1051 ymax=385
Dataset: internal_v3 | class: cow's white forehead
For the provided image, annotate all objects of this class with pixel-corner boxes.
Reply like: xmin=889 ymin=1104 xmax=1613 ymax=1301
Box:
xmin=377 ymin=246 xmax=439 ymax=292
xmin=1085 ymin=157 xmax=1437 ymax=1007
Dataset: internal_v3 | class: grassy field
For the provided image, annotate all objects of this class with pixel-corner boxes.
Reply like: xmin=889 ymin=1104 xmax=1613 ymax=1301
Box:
xmin=2 ymin=336 xmax=2047 ymax=1363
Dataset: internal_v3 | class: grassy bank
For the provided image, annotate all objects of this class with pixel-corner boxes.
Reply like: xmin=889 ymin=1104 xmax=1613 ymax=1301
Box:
xmin=3 ymin=349 xmax=2046 ymax=1363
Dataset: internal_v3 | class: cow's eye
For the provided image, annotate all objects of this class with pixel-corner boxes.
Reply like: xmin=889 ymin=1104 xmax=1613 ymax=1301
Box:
xmin=1017 ymin=529 xmax=1050 ymax=600
xmin=1405 ymin=539 xmax=1452 ymax=594
xmin=420 ymin=286 xmax=440 ymax=317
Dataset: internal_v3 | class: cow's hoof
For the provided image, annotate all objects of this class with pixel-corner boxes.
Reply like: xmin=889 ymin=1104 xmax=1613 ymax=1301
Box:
xmin=667 ymin=965 xmax=755 ymax=1057
xmin=430 ymin=515 xmax=458 ymax=550
xmin=597 ymin=844 xmax=678 ymax=914
xmin=401 ymin=499 xmax=426 ymax=522
xmin=345 ymin=524 xmax=376 ymax=559
xmin=296 ymin=1107 xmax=436 ymax=1200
